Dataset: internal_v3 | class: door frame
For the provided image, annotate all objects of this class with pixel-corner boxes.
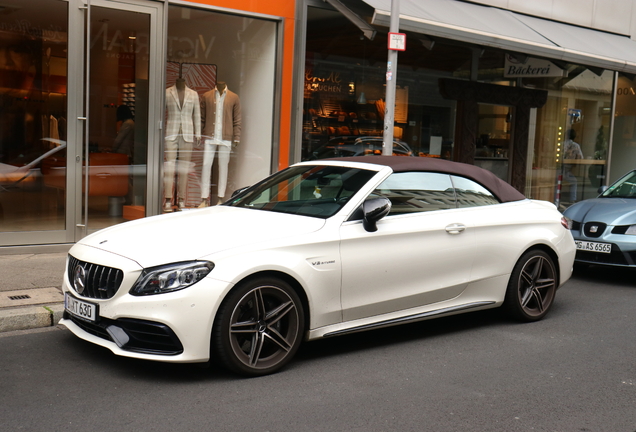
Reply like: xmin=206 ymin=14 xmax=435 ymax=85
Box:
xmin=69 ymin=0 xmax=164 ymax=242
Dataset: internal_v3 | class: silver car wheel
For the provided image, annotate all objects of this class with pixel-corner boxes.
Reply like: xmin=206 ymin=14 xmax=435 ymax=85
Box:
xmin=213 ymin=278 xmax=303 ymax=376
xmin=504 ymin=250 xmax=557 ymax=322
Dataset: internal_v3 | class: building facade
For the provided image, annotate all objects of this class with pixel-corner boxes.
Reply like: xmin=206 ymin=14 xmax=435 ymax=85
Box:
xmin=0 ymin=0 xmax=296 ymax=251
xmin=294 ymin=0 xmax=636 ymax=209
xmin=2 ymin=0 xmax=636 ymax=251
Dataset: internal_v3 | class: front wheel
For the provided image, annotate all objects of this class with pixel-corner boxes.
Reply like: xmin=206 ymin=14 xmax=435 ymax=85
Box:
xmin=212 ymin=277 xmax=304 ymax=376
xmin=503 ymin=250 xmax=557 ymax=322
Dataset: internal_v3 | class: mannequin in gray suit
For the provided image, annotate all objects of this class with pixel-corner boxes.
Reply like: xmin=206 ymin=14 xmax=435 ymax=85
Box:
xmin=164 ymin=78 xmax=201 ymax=211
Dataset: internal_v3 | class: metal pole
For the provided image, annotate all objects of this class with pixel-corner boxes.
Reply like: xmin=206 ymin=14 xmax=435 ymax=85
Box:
xmin=382 ymin=0 xmax=400 ymax=155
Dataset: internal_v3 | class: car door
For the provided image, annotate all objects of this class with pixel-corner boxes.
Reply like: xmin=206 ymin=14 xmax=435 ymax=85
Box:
xmin=339 ymin=172 xmax=477 ymax=322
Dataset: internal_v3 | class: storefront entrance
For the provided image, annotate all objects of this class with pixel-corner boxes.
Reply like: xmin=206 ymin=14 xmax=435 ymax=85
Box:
xmin=81 ymin=1 xmax=161 ymax=236
xmin=0 ymin=0 xmax=162 ymax=247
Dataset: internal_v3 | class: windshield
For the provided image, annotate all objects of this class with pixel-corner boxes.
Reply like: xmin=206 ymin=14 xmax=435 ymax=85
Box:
xmin=601 ymin=171 xmax=636 ymax=198
xmin=227 ymin=165 xmax=377 ymax=218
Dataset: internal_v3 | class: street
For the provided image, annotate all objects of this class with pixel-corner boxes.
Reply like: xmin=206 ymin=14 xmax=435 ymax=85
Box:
xmin=1 ymin=266 xmax=635 ymax=432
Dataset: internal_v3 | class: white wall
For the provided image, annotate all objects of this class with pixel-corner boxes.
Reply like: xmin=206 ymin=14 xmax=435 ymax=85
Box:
xmin=465 ymin=0 xmax=636 ymax=38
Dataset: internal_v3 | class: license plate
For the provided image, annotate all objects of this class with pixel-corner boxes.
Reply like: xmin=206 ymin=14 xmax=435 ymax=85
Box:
xmin=575 ymin=241 xmax=612 ymax=254
xmin=65 ymin=293 xmax=97 ymax=322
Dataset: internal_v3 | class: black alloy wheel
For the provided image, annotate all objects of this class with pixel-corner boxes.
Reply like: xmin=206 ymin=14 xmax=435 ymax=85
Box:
xmin=212 ymin=277 xmax=304 ymax=376
xmin=504 ymin=250 xmax=557 ymax=322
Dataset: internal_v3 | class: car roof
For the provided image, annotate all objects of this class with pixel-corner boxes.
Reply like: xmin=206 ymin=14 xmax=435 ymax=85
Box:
xmin=325 ymin=155 xmax=526 ymax=203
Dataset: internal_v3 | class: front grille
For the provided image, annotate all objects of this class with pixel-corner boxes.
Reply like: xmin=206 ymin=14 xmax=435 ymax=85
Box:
xmin=67 ymin=255 xmax=124 ymax=299
xmin=64 ymin=312 xmax=183 ymax=355
xmin=583 ymin=222 xmax=607 ymax=238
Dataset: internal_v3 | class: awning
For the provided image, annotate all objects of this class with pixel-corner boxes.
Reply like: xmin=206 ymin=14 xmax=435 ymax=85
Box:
xmin=362 ymin=0 xmax=636 ymax=73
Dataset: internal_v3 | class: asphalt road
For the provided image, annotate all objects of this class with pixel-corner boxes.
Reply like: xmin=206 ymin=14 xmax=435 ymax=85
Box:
xmin=1 ymin=266 xmax=635 ymax=432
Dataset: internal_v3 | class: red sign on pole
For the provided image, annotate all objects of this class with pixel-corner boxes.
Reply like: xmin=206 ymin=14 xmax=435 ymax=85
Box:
xmin=388 ymin=32 xmax=406 ymax=51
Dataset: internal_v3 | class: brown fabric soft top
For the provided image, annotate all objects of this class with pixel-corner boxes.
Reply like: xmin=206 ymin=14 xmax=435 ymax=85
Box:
xmin=328 ymin=156 xmax=526 ymax=203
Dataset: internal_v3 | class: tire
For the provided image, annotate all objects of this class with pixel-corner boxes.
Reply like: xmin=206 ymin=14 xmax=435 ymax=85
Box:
xmin=503 ymin=250 xmax=557 ymax=322
xmin=212 ymin=277 xmax=304 ymax=376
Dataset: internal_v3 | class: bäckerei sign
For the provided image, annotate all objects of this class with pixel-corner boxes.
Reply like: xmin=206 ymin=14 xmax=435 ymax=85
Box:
xmin=504 ymin=55 xmax=567 ymax=78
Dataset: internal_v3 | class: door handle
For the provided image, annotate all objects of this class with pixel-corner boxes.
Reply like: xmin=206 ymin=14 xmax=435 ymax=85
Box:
xmin=445 ymin=223 xmax=466 ymax=234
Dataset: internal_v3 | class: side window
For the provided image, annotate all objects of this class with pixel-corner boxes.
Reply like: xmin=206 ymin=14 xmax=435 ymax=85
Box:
xmin=451 ymin=176 xmax=499 ymax=208
xmin=373 ymin=172 xmax=456 ymax=215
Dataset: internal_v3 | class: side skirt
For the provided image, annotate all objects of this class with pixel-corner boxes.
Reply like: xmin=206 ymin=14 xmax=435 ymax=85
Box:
xmin=322 ymin=301 xmax=496 ymax=338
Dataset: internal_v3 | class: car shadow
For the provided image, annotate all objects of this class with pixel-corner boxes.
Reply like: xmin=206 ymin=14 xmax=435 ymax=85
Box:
xmin=59 ymin=299 xmax=574 ymax=381
xmin=571 ymin=263 xmax=636 ymax=287
xmin=58 ymin=307 xmax=513 ymax=381
xmin=58 ymin=330 xmax=236 ymax=382
xmin=295 ymin=308 xmax=508 ymax=363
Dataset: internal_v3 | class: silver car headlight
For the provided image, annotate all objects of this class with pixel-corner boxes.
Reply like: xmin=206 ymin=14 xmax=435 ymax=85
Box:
xmin=625 ymin=225 xmax=636 ymax=235
xmin=130 ymin=261 xmax=214 ymax=296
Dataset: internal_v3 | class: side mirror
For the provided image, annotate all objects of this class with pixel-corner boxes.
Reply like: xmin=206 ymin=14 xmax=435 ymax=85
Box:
xmin=362 ymin=197 xmax=391 ymax=232
xmin=597 ymin=185 xmax=608 ymax=194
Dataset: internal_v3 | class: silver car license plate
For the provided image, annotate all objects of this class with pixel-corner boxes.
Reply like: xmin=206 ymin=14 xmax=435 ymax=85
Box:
xmin=575 ymin=241 xmax=612 ymax=254
xmin=64 ymin=293 xmax=97 ymax=322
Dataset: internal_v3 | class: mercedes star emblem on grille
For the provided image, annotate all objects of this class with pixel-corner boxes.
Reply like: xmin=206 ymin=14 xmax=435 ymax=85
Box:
xmin=73 ymin=264 xmax=86 ymax=295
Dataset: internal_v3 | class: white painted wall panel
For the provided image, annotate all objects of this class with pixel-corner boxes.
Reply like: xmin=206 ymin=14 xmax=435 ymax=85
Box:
xmin=465 ymin=0 xmax=636 ymax=37
xmin=551 ymin=0 xmax=595 ymax=28
xmin=505 ymin=0 xmax=556 ymax=20
xmin=592 ymin=1 xmax=634 ymax=35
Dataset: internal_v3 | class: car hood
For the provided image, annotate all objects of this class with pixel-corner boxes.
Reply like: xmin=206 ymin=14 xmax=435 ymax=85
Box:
xmin=564 ymin=198 xmax=636 ymax=225
xmin=77 ymin=206 xmax=326 ymax=268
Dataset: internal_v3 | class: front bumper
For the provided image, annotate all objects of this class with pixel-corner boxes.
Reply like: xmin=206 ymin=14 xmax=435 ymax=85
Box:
xmin=571 ymin=227 xmax=636 ymax=267
xmin=574 ymin=243 xmax=636 ymax=267
xmin=60 ymin=244 xmax=233 ymax=363
xmin=62 ymin=312 xmax=184 ymax=355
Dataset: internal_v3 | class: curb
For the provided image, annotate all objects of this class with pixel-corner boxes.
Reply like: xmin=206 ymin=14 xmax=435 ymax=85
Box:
xmin=0 ymin=304 xmax=65 ymax=333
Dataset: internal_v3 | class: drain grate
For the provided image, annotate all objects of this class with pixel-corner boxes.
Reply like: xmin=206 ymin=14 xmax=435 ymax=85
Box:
xmin=0 ymin=288 xmax=63 ymax=308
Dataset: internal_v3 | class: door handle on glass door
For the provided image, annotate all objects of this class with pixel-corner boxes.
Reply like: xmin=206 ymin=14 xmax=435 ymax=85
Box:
xmin=445 ymin=223 xmax=466 ymax=234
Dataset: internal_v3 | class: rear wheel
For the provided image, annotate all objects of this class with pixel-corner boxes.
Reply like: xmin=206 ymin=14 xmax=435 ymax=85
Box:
xmin=504 ymin=250 xmax=557 ymax=322
xmin=212 ymin=277 xmax=304 ymax=376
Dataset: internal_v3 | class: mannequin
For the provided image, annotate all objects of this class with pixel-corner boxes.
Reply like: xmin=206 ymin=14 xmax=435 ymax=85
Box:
xmin=199 ymin=81 xmax=241 ymax=206
xmin=164 ymin=78 xmax=201 ymax=211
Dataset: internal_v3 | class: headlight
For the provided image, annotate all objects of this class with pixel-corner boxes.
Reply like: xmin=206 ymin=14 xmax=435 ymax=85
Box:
xmin=626 ymin=225 xmax=636 ymax=235
xmin=130 ymin=261 xmax=214 ymax=296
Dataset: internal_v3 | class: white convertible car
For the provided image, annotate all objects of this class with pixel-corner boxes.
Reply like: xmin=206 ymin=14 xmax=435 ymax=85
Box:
xmin=60 ymin=156 xmax=576 ymax=376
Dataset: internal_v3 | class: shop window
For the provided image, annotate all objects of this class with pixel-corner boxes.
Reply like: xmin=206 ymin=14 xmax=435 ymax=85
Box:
xmin=610 ymin=73 xmax=636 ymax=185
xmin=524 ymin=68 xmax=613 ymax=207
xmin=163 ymin=6 xmax=277 ymax=211
xmin=0 ymin=0 xmax=68 ymax=233
xmin=303 ymin=5 xmax=468 ymax=162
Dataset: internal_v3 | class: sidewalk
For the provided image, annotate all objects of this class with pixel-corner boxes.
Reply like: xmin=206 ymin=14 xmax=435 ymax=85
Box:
xmin=0 ymin=252 xmax=67 ymax=333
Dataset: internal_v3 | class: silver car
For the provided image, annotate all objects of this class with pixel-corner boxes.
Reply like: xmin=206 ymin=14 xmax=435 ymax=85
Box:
xmin=310 ymin=136 xmax=413 ymax=159
xmin=564 ymin=170 xmax=636 ymax=267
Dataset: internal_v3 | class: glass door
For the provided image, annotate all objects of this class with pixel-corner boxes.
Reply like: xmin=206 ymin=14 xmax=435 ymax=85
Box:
xmin=78 ymin=0 xmax=161 ymax=238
